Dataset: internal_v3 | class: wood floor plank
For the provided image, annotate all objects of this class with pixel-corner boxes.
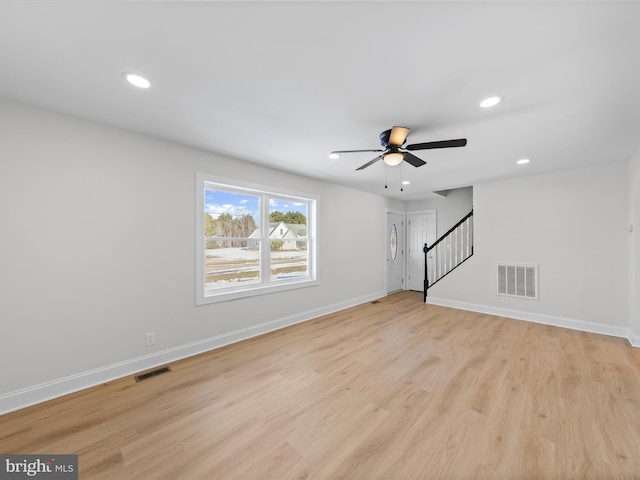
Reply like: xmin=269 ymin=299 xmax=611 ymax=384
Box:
xmin=2 ymin=291 xmax=640 ymax=479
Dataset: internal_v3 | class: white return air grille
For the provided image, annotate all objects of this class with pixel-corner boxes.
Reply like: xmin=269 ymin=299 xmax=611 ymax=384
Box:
xmin=497 ymin=263 xmax=539 ymax=299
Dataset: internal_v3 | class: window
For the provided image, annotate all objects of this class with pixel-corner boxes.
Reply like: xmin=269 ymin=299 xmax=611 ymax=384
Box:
xmin=196 ymin=174 xmax=317 ymax=304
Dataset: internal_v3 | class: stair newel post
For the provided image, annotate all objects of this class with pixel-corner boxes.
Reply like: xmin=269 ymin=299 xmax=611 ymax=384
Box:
xmin=423 ymin=242 xmax=429 ymax=302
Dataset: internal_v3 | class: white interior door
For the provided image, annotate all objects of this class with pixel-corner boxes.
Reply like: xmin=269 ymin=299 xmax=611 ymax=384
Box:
xmin=386 ymin=212 xmax=405 ymax=293
xmin=408 ymin=211 xmax=436 ymax=292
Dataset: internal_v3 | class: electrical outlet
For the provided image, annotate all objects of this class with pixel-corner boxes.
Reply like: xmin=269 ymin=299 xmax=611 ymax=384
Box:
xmin=145 ymin=332 xmax=156 ymax=346
xmin=501 ymin=297 xmax=509 ymax=305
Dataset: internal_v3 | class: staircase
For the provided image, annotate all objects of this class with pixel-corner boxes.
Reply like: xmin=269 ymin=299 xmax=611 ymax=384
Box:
xmin=423 ymin=209 xmax=474 ymax=302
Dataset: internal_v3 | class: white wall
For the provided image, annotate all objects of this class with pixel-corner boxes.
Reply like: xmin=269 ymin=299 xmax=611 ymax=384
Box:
xmin=428 ymin=163 xmax=629 ymax=336
xmin=628 ymin=149 xmax=640 ymax=345
xmin=406 ymin=187 xmax=473 ymax=236
xmin=0 ymin=100 xmax=401 ymax=408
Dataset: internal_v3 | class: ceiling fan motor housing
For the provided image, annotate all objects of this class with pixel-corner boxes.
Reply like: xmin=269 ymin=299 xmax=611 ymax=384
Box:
xmin=379 ymin=129 xmax=393 ymax=148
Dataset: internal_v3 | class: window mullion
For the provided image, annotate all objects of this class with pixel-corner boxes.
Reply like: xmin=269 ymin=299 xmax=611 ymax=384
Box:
xmin=261 ymin=193 xmax=271 ymax=283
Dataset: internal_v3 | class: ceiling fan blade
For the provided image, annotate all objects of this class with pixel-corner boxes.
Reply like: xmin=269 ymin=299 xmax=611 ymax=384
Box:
xmin=389 ymin=126 xmax=410 ymax=146
xmin=403 ymin=152 xmax=426 ymax=168
xmin=356 ymin=155 xmax=383 ymax=170
xmin=405 ymin=138 xmax=467 ymax=151
xmin=331 ymin=149 xmax=385 ymax=154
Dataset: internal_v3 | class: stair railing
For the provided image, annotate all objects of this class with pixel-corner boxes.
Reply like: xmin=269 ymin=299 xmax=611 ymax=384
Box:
xmin=423 ymin=209 xmax=474 ymax=302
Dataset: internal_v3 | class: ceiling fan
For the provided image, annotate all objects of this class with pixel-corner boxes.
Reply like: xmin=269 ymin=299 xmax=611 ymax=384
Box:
xmin=331 ymin=126 xmax=467 ymax=170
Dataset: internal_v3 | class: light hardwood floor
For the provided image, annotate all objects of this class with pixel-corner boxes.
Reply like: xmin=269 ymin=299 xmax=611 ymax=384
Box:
xmin=2 ymin=291 xmax=640 ymax=479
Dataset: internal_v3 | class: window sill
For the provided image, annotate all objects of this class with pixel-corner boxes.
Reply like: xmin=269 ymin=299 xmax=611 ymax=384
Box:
xmin=196 ymin=278 xmax=319 ymax=305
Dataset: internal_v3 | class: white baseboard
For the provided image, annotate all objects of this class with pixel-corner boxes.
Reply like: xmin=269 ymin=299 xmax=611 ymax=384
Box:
xmin=425 ymin=296 xmax=638 ymax=348
xmin=0 ymin=291 xmax=386 ymax=415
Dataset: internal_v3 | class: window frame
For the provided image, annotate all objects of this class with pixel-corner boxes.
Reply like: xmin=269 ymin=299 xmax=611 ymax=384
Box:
xmin=196 ymin=173 xmax=318 ymax=305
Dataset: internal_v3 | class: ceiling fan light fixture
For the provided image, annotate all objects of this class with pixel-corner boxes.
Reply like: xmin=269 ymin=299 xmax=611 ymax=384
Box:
xmin=389 ymin=126 xmax=410 ymax=146
xmin=517 ymin=158 xmax=530 ymax=165
xmin=383 ymin=152 xmax=404 ymax=166
xmin=480 ymin=96 xmax=502 ymax=108
xmin=328 ymin=152 xmax=340 ymax=159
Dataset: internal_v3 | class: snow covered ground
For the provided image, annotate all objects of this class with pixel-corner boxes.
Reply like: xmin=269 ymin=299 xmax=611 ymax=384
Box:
xmin=205 ymin=247 xmax=307 ymax=288
xmin=205 ymin=247 xmax=305 ymax=262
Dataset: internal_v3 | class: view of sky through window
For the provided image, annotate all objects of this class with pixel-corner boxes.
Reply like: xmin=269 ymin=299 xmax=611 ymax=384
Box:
xmin=205 ymin=189 xmax=308 ymax=225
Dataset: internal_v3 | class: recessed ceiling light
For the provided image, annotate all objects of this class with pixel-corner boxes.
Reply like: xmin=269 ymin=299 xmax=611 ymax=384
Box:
xmin=517 ymin=158 xmax=530 ymax=165
xmin=329 ymin=152 xmax=340 ymax=159
xmin=480 ymin=96 xmax=502 ymax=108
xmin=402 ymin=180 xmax=411 ymax=185
xmin=125 ymin=73 xmax=151 ymax=89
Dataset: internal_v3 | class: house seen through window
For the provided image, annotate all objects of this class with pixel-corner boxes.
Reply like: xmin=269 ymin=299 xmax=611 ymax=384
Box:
xmin=196 ymin=175 xmax=317 ymax=304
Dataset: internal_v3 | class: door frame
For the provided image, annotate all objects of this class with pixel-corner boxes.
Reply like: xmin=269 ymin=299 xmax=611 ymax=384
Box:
xmin=385 ymin=208 xmax=406 ymax=293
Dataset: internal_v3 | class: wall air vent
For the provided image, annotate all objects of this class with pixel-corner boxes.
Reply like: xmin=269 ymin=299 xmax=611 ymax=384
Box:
xmin=135 ymin=366 xmax=172 ymax=383
xmin=497 ymin=263 xmax=539 ymax=300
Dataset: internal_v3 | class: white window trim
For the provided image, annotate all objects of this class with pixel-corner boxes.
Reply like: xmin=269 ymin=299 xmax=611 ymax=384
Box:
xmin=196 ymin=173 xmax=319 ymax=305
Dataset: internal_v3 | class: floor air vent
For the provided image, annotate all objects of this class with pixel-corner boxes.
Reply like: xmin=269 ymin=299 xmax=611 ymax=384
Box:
xmin=135 ymin=366 xmax=172 ymax=383
xmin=497 ymin=263 xmax=539 ymax=300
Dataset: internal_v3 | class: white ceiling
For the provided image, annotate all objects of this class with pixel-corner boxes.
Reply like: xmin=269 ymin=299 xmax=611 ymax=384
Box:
xmin=1 ymin=1 xmax=639 ymax=201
